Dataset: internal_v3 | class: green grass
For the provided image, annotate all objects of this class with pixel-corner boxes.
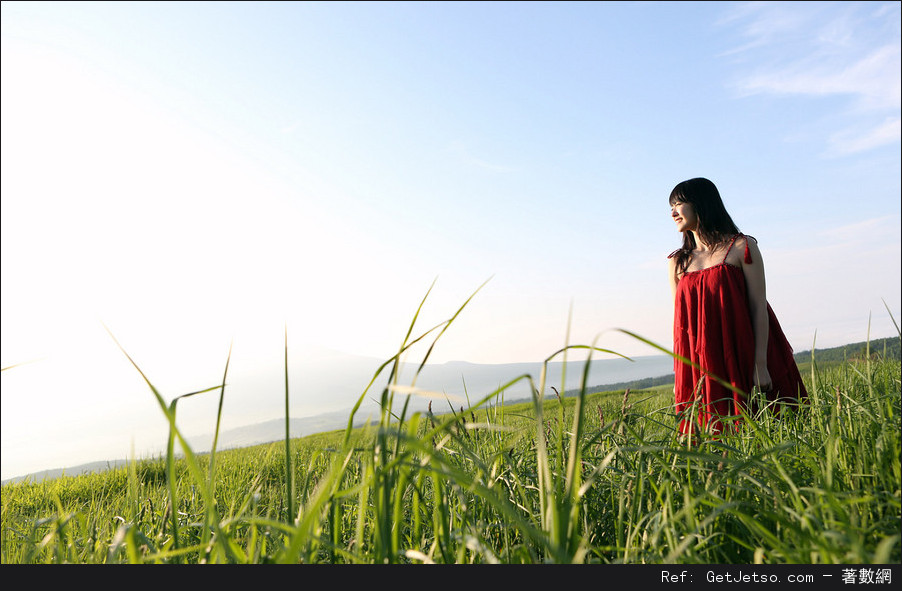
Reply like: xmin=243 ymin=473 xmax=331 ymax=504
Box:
xmin=2 ymin=289 xmax=900 ymax=564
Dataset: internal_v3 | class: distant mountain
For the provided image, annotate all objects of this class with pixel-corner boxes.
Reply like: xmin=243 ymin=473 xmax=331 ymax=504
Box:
xmin=397 ymin=354 xmax=676 ymax=404
xmin=2 ymin=460 xmax=133 ymax=485
xmin=0 ymin=412 xmax=374 ymax=485
xmin=185 ymin=410 xmax=371 ymax=452
xmin=2 ymin=354 xmax=674 ymax=485
xmin=220 ymin=350 xmax=677 ymax=423
xmin=5 ymin=337 xmax=897 ymax=485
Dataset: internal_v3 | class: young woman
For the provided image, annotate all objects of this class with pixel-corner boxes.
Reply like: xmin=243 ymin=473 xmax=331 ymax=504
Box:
xmin=668 ymin=177 xmax=807 ymax=434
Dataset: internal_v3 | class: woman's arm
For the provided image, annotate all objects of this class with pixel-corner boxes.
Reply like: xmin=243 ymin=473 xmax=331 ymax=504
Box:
xmin=668 ymin=256 xmax=680 ymax=302
xmin=668 ymin=255 xmax=680 ymax=396
xmin=740 ymin=236 xmax=772 ymax=391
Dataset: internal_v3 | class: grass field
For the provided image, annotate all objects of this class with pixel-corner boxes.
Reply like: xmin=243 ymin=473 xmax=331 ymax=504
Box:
xmin=2 ymin=294 xmax=900 ymax=564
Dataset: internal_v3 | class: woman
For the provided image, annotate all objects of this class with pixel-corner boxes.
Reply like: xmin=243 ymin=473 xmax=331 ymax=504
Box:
xmin=668 ymin=177 xmax=807 ymax=435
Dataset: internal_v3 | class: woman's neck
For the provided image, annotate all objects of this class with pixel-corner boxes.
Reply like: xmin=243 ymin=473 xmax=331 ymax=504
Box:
xmin=690 ymin=231 xmax=717 ymax=252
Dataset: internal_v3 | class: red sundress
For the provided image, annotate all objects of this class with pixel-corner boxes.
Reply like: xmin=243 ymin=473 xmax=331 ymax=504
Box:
xmin=672 ymin=234 xmax=808 ymax=434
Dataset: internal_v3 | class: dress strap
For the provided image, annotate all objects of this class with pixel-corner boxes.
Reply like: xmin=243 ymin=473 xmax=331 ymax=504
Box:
xmin=722 ymin=234 xmax=754 ymax=264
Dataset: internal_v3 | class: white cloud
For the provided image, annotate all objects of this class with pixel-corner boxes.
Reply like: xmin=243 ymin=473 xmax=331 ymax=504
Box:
xmin=827 ymin=116 xmax=901 ymax=156
xmin=814 ymin=214 xmax=900 ymax=243
xmin=719 ymin=2 xmax=901 ymax=154
xmin=736 ymin=43 xmax=900 ymax=111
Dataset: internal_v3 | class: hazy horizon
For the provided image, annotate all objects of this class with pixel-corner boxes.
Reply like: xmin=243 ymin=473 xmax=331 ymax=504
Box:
xmin=3 ymin=350 xmax=680 ymax=481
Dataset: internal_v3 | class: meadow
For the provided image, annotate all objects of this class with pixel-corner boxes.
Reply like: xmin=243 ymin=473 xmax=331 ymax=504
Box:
xmin=2 ymin=292 xmax=900 ymax=564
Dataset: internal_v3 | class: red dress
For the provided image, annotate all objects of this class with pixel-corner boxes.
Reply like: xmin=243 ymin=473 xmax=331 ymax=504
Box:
xmin=672 ymin=234 xmax=807 ymax=434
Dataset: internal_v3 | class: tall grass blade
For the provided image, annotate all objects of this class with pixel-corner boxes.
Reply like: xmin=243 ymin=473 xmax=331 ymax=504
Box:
xmin=284 ymin=325 xmax=294 ymax=524
xmin=882 ymin=298 xmax=901 ymax=338
xmin=209 ymin=340 xmax=233 ymax=483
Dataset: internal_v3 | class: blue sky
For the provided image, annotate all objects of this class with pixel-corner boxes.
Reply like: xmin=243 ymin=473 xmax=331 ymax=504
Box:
xmin=2 ymin=1 xmax=900 ymax=480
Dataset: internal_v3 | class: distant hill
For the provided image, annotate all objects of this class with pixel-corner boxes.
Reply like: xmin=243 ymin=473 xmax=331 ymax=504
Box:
xmin=4 ymin=336 xmax=897 ymax=485
xmin=557 ymin=336 xmax=901 ymax=398
xmin=3 ymin=460 xmax=133 ymax=485
xmin=1 ymin=411 xmax=371 ymax=485
xmin=561 ymin=373 xmax=676 ymax=398
xmin=793 ymin=336 xmax=900 ymax=364
xmin=184 ymin=410 xmax=372 ymax=452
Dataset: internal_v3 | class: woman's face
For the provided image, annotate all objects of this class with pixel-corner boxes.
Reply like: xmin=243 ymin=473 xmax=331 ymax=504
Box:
xmin=670 ymin=200 xmax=698 ymax=233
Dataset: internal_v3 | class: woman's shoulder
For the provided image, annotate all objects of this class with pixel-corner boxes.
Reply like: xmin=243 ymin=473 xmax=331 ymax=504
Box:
xmin=727 ymin=233 xmax=760 ymax=265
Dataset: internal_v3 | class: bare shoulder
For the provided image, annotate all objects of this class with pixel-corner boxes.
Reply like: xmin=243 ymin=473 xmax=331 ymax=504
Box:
xmin=668 ymin=252 xmax=681 ymax=277
xmin=727 ymin=234 xmax=764 ymax=267
xmin=668 ymin=253 xmax=680 ymax=296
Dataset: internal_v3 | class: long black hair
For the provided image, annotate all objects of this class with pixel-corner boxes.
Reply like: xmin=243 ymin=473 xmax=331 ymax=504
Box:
xmin=668 ymin=177 xmax=740 ymax=274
